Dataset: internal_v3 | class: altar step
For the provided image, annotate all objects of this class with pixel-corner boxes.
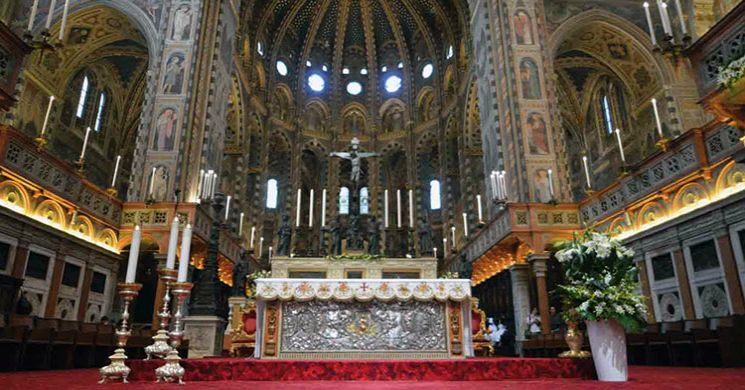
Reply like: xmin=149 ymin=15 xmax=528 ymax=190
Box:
xmin=128 ymin=357 xmax=595 ymax=381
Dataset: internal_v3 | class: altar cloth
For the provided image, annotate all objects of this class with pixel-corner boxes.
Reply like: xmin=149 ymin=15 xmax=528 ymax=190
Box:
xmin=253 ymin=279 xmax=473 ymax=359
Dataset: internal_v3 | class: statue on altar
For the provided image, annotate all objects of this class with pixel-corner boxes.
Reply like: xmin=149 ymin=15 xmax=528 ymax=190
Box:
xmin=277 ymin=215 xmax=292 ymax=256
xmin=368 ymin=217 xmax=381 ymax=255
xmin=329 ymin=137 xmax=378 ymax=183
xmin=346 ymin=214 xmax=365 ymax=251
xmin=418 ymin=218 xmax=432 ymax=255
xmin=329 ymin=216 xmax=343 ymax=255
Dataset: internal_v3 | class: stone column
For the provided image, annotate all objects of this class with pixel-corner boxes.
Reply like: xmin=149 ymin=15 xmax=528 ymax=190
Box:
xmin=672 ymin=249 xmax=696 ymax=319
xmin=510 ymin=263 xmax=531 ymax=356
xmin=150 ymin=254 xmax=168 ymax=329
xmin=717 ymin=234 xmax=745 ymax=314
xmin=44 ymin=255 xmax=65 ymax=318
xmin=528 ymin=253 xmax=550 ymax=335
xmin=76 ymin=267 xmax=94 ymax=322
xmin=636 ymin=259 xmax=657 ymax=324
xmin=10 ymin=241 xmax=29 ymax=278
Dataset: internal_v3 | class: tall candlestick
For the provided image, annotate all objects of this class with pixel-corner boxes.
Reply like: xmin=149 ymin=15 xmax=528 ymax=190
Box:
xmin=259 ymin=237 xmax=264 ymax=257
xmin=79 ymin=126 xmax=92 ymax=160
xmin=643 ymin=2 xmax=657 ymax=46
xmin=408 ymin=189 xmax=414 ymax=227
xmin=239 ymin=213 xmax=244 ymax=236
xmin=451 ymin=226 xmax=456 ymax=247
xmin=40 ymin=95 xmax=55 ymax=136
xmin=658 ymin=1 xmax=672 ymax=37
xmin=476 ymin=195 xmax=483 ymax=222
xmin=58 ymin=0 xmax=70 ymax=41
xmin=443 ymin=238 xmax=447 ymax=254
xmin=295 ymin=189 xmax=301 ymax=227
xmin=148 ymin=167 xmax=156 ymax=196
xmin=125 ymin=226 xmax=142 ymax=283
xmin=321 ymin=189 xmax=327 ymax=227
xmin=396 ymin=190 xmax=402 ymax=228
xmin=499 ymin=171 xmax=508 ymax=199
xmin=309 ymin=189 xmax=314 ymax=227
xmin=177 ymin=224 xmax=192 ymax=282
xmin=165 ymin=217 xmax=179 ymax=270
xmin=490 ymin=172 xmax=498 ymax=199
xmin=651 ymin=98 xmax=664 ymax=138
xmin=582 ymin=155 xmax=592 ymax=189
xmin=224 ymin=195 xmax=231 ymax=221
xmin=673 ymin=0 xmax=688 ymax=35
xmin=28 ymin=0 xmax=40 ymax=31
xmin=547 ymin=169 xmax=555 ymax=198
xmin=250 ymin=226 xmax=256 ymax=248
xmin=462 ymin=213 xmax=469 ymax=237
xmin=384 ymin=190 xmax=389 ymax=228
xmin=45 ymin=0 xmax=57 ymax=29
xmin=111 ymin=155 xmax=121 ymax=188
xmin=197 ymin=169 xmax=205 ymax=198
xmin=211 ymin=172 xmax=218 ymax=196
xmin=615 ymin=128 xmax=626 ymax=164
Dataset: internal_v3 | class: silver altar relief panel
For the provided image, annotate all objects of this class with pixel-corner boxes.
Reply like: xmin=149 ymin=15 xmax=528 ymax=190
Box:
xmin=280 ymin=300 xmax=447 ymax=353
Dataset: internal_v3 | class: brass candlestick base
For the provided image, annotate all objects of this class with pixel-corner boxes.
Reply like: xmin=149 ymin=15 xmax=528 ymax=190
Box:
xmin=145 ymin=268 xmax=178 ymax=360
xmin=99 ymin=282 xmax=142 ymax=384
xmin=75 ymin=158 xmax=85 ymax=174
xmin=656 ymin=137 xmax=670 ymax=152
xmin=584 ymin=189 xmax=596 ymax=196
xmin=559 ymin=322 xmax=591 ymax=359
xmin=155 ymin=281 xmax=192 ymax=384
xmin=34 ymin=136 xmax=48 ymax=151
xmin=106 ymin=187 xmax=118 ymax=197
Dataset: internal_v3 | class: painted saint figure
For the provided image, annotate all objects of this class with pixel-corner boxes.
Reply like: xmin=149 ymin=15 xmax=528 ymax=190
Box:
xmin=533 ymin=169 xmax=552 ymax=203
xmin=519 ymin=59 xmax=541 ymax=99
xmin=514 ymin=11 xmax=533 ymax=45
xmin=172 ymin=5 xmax=192 ymax=41
xmin=527 ymin=112 xmax=549 ymax=155
xmin=162 ymin=55 xmax=185 ymax=94
xmin=153 ymin=108 xmax=178 ymax=151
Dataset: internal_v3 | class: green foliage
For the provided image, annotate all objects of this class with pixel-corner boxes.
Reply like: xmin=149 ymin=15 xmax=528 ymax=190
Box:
xmin=438 ymin=271 xmax=460 ymax=279
xmin=325 ymin=253 xmax=383 ymax=261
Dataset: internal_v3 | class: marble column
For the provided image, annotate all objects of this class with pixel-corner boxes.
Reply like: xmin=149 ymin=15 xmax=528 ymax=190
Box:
xmin=10 ymin=242 xmax=29 ymax=279
xmin=510 ymin=263 xmax=531 ymax=356
xmin=44 ymin=254 xmax=65 ymax=318
xmin=76 ymin=267 xmax=94 ymax=321
xmin=636 ymin=259 xmax=657 ymax=324
xmin=717 ymin=234 xmax=745 ymax=314
xmin=672 ymin=249 xmax=696 ymax=320
xmin=528 ymin=253 xmax=550 ymax=335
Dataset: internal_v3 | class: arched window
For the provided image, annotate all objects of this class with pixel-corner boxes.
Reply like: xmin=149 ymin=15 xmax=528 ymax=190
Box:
xmin=430 ymin=180 xmax=441 ymax=210
xmin=359 ymin=187 xmax=369 ymax=214
xmin=266 ymin=179 xmax=278 ymax=209
xmin=76 ymin=76 xmax=90 ymax=118
xmin=594 ymin=76 xmax=629 ymax=137
xmin=339 ymin=187 xmax=350 ymax=214
xmin=93 ymin=92 xmax=106 ymax=132
xmin=601 ymin=95 xmax=614 ymax=134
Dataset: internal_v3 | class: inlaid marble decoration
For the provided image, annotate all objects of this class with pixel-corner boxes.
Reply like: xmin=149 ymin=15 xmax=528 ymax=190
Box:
xmin=280 ymin=300 xmax=447 ymax=353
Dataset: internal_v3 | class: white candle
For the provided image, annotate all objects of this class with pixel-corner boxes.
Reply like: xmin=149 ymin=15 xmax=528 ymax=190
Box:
xmin=309 ymin=189 xmax=314 ymax=227
xmin=197 ymin=169 xmax=205 ymax=198
xmin=45 ymin=0 xmax=57 ymax=29
xmin=651 ymin=98 xmax=664 ymax=138
xmin=225 ymin=195 xmax=231 ymax=220
xmin=408 ymin=189 xmax=414 ymax=227
xmin=321 ymin=189 xmax=327 ymax=227
xmin=250 ymin=226 xmax=256 ymax=248
xmin=582 ymin=155 xmax=592 ymax=189
xmin=177 ymin=224 xmax=192 ymax=282
xmin=165 ymin=217 xmax=179 ymax=270
xmin=259 ymin=237 xmax=264 ymax=257
xmin=462 ymin=213 xmax=469 ymax=237
xmin=110 ymin=155 xmax=121 ymax=188
xmin=443 ymin=237 xmax=447 ymax=254
xmin=125 ymin=226 xmax=142 ymax=283
xmin=673 ymin=0 xmax=688 ymax=35
xmin=450 ymin=226 xmax=456 ymax=246
xmin=210 ymin=172 xmax=218 ymax=196
xmin=79 ymin=126 xmax=91 ymax=160
xmin=490 ymin=172 xmax=498 ymax=199
xmin=643 ymin=2 xmax=658 ymax=46
xmin=547 ymin=169 xmax=555 ymax=198
xmin=433 ymin=247 xmax=438 ymax=258
xmin=396 ymin=189 xmax=402 ymax=228
xmin=148 ymin=167 xmax=156 ymax=196
xmin=384 ymin=190 xmax=389 ymax=228
xmin=615 ymin=128 xmax=626 ymax=164
xmin=658 ymin=1 xmax=672 ymax=37
xmin=28 ymin=0 xmax=40 ymax=31
xmin=205 ymin=170 xmax=214 ymax=198
xmin=476 ymin=195 xmax=483 ymax=222
xmin=58 ymin=0 xmax=70 ymax=41
xmin=239 ymin=213 xmax=244 ymax=236
xmin=268 ymin=246 xmax=273 ymax=262
xmin=295 ymin=189 xmax=301 ymax=227
xmin=40 ymin=95 xmax=55 ymax=136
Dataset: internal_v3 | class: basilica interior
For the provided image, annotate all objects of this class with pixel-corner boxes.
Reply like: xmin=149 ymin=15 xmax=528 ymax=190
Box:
xmin=0 ymin=0 xmax=744 ymax=385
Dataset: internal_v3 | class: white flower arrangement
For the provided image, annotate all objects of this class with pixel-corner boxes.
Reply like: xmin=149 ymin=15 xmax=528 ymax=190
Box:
xmin=718 ymin=55 xmax=745 ymax=90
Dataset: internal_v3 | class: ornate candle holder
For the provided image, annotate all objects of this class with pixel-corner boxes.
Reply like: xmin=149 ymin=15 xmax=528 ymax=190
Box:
xmin=23 ymin=30 xmax=55 ymax=52
xmin=145 ymin=268 xmax=178 ymax=359
xmin=155 ymin=281 xmax=193 ymax=384
xmin=106 ymin=187 xmax=118 ymax=197
xmin=74 ymin=158 xmax=85 ymax=174
xmin=656 ymin=137 xmax=670 ymax=152
xmin=99 ymin=282 xmax=142 ymax=384
xmin=34 ymin=135 xmax=48 ymax=151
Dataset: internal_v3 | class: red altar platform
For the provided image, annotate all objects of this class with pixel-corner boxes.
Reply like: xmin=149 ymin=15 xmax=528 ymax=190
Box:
xmin=127 ymin=357 xmax=595 ymax=381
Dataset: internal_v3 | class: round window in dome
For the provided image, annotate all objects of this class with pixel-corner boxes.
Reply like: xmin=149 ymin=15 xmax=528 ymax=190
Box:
xmin=276 ymin=61 xmax=288 ymax=76
xmin=384 ymin=75 xmax=402 ymax=93
xmin=360 ymin=68 xmax=368 ymax=75
xmin=308 ymin=74 xmax=325 ymax=92
xmin=421 ymin=63 xmax=434 ymax=79
xmin=346 ymin=81 xmax=363 ymax=95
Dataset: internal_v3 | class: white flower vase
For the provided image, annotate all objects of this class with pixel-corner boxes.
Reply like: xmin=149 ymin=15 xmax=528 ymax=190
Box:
xmin=586 ymin=319 xmax=628 ymax=382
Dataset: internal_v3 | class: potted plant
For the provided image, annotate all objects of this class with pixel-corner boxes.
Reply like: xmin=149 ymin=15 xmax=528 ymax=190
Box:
xmin=554 ymin=231 xmax=647 ymax=382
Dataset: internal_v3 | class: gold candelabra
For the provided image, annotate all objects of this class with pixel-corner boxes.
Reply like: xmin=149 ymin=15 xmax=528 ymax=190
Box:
xmin=144 ymin=268 xmax=178 ymax=360
xmin=99 ymin=282 xmax=142 ymax=384
xmin=155 ymin=281 xmax=193 ymax=384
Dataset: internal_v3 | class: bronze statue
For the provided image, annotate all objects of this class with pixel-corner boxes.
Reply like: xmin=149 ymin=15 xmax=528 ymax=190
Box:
xmin=418 ymin=218 xmax=432 ymax=255
xmin=368 ymin=217 xmax=381 ymax=255
xmin=329 ymin=216 xmax=343 ymax=255
xmin=277 ymin=214 xmax=292 ymax=256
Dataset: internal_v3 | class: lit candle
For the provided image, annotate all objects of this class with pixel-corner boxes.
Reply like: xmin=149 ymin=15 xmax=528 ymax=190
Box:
xmin=40 ymin=95 xmax=55 ymax=136
xmin=250 ymin=226 xmax=256 ymax=248
xmin=321 ymin=189 xmax=327 ymax=227
xmin=205 ymin=170 xmax=214 ymax=198
xmin=177 ymin=224 xmax=193 ymax=282
xmin=58 ymin=0 xmax=70 ymax=41
xmin=225 ymin=195 xmax=231 ymax=220
xmin=451 ymin=226 xmax=456 ymax=246
xmin=197 ymin=169 xmax=205 ymax=198
xmin=259 ymin=237 xmax=264 ymax=257
xmin=462 ymin=213 xmax=469 ymax=237
xmin=110 ymin=155 xmax=121 ymax=188
xmin=547 ymin=169 xmax=555 ymax=198
xmin=615 ymin=128 xmax=626 ymax=164
xmin=490 ymin=171 xmax=498 ymax=199
xmin=476 ymin=195 xmax=483 ymax=222
xmin=433 ymin=247 xmax=438 ymax=258
xmin=268 ymin=246 xmax=273 ymax=263
xmin=239 ymin=212 xmax=244 ymax=235
xmin=643 ymin=2 xmax=658 ymax=46
xmin=408 ymin=189 xmax=414 ymax=227
xmin=210 ymin=172 xmax=218 ymax=197
xmin=443 ymin=237 xmax=447 ymax=254
xmin=45 ymin=0 xmax=57 ymax=29
xmin=295 ymin=189 xmax=301 ymax=227
xmin=673 ymin=0 xmax=688 ymax=35
xmin=658 ymin=1 xmax=672 ymax=37
xmin=651 ymin=98 xmax=664 ymax=138
xmin=165 ymin=217 xmax=179 ymax=270
xmin=309 ymin=189 xmax=314 ymax=227
xmin=582 ymin=155 xmax=592 ymax=189
xmin=125 ymin=225 xmax=141 ymax=283
xmin=384 ymin=189 xmax=389 ymax=228
xmin=28 ymin=0 xmax=40 ymax=31
xmin=79 ymin=126 xmax=92 ymax=160
xmin=396 ymin=189 xmax=402 ymax=228
xmin=148 ymin=166 xmax=156 ymax=196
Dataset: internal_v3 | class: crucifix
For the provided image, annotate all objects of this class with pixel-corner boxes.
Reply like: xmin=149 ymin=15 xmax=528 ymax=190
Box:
xmin=329 ymin=137 xmax=379 ymax=184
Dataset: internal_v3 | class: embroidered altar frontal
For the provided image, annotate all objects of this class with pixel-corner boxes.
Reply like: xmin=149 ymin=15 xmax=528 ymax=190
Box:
xmin=254 ymin=279 xmax=474 ymax=359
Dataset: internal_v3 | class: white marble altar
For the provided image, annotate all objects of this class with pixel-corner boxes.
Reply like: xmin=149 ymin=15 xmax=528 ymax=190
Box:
xmin=269 ymin=256 xmax=438 ymax=279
